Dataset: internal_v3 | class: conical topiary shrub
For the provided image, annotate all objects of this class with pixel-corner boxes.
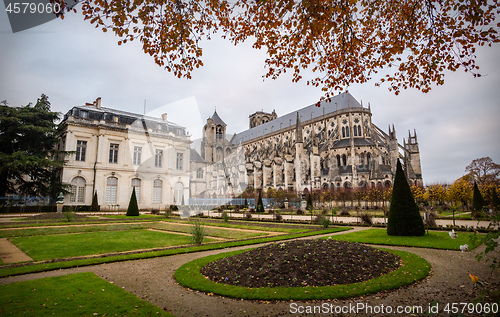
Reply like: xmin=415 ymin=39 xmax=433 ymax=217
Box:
xmin=306 ymin=194 xmax=314 ymax=211
xmin=472 ymin=182 xmax=485 ymax=212
xmin=91 ymin=191 xmax=100 ymax=212
xmin=387 ymin=160 xmax=425 ymax=236
xmin=126 ymin=187 xmax=139 ymax=216
xmin=256 ymin=191 xmax=264 ymax=213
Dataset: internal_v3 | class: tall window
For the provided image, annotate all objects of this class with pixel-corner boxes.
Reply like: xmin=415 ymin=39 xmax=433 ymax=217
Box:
xmin=76 ymin=140 xmax=87 ymax=161
xmin=357 ymin=125 xmax=362 ymax=136
xmin=109 ymin=143 xmax=119 ymax=164
xmin=155 ymin=149 xmax=163 ymax=168
xmin=153 ymin=179 xmax=162 ymax=204
xmin=197 ymin=168 xmax=204 ymax=179
xmin=353 ymin=125 xmax=358 ymax=137
xmin=106 ymin=177 xmax=118 ymax=203
xmin=131 ymin=178 xmax=141 ymax=203
xmin=174 ymin=182 xmax=184 ymax=204
xmin=342 ymin=127 xmax=345 ymax=138
xmin=133 ymin=146 xmax=142 ymax=166
xmin=70 ymin=177 xmax=86 ymax=203
xmin=176 ymin=153 xmax=183 ymax=170
xmin=342 ymin=154 xmax=347 ymax=166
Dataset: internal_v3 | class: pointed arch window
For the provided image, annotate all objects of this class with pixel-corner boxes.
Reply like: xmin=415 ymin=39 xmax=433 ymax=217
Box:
xmin=358 ymin=125 xmax=362 ymax=136
xmin=342 ymin=127 xmax=345 ymax=138
xmin=342 ymin=154 xmax=347 ymax=166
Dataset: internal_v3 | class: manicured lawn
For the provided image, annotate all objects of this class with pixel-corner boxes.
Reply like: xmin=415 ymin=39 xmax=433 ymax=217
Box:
xmin=327 ymin=228 xmax=478 ymax=250
xmin=0 ymin=223 xmax=149 ymax=238
xmin=151 ymin=222 xmax=271 ymax=239
xmin=0 ymin=272 xmax=171 ymax=316
xmin=175 ymin=247 xmax=430 ymax=300
xmin=9 ymin=229 xmax=206 ymax=261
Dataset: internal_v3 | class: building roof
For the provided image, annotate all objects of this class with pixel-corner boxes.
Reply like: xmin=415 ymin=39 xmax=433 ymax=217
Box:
xmin=211 ymin=110 xmax=226 ymax=126
xmin=190 ymin=149 xmax=206 ymax=163
xmin=231 ymin=92 xmax=364 ymax=145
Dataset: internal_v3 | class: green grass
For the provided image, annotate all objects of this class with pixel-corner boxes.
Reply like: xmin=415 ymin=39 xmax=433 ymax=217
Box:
xmin=9 ymin=229 xmax=207 ymax=261
xmin=0 ymin=223 xmax=149 ymax=238
xmin=150 ymin=222 xmax=270 ymax=239
xmin=0 ymin=227 xmax=351 ymax=277
xmin=164 ymin=218 xmax=307 ymax=233
xmin=174 ymin=247 xmax=430 ymax=300
xmin=326 ymin=228 xmax=479 ymax=250
xmin=0 ymin=272 xmax=171 ymax=316
xmin=100 ymin=214 xmax=166 ymax=219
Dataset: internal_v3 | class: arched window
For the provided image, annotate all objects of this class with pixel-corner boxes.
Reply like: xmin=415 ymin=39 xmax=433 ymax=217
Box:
xmin=70 ymin=177 xmax=86 ymax=203
xmin=174 ymin=182 xmax=184 ymax=205
xmin=360 ymin=153 xmax=365 ymax=165
xmin=353 ymin=125 xmax=358 ymax=137
xmin=131 ymin=178 xmax=141 ymax=203
xmin=367 ymin=153 xmax=371 ymax=167
xmin=197 ymin=168 xmax=204 ymax=179
xmin=382 ymin=157 xmax=386 ymax=165
xmin=153 ymin=179 xmax=162 ymax=204
xmin=106 ymin=177 xmax=118 ymax=203
xmin=345 ymin=127 xmax=350 ymax=137
xmin=357 ymin=125 xmax=362 ymax=136
xmin=342 ymin=127 xmax=345 ymax=138
xmin=337 ymin=155 xmax=341 ymax=167
xmin=342 ymin=154 xmax=347 ymax=166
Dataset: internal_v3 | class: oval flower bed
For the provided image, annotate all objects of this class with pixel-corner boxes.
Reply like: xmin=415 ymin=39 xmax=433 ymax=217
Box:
xmin=175 ymin=239 xmax=431 ymax=301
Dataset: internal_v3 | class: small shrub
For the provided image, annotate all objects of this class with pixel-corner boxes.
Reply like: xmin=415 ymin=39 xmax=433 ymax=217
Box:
xmin=64 ymin=211 xmax=74 ymax=222
xmin=314 ymin=214 xmax=330 ymax=228
xmin=424 ymin=212 xmax=437 ymax=227
xmin=222 ymin=211 xmax=229 ymax=223
xmin=233 ymin=206 xmax=240 ymax=213
xmin=296 ymin=209 xmax=304 ymax=215
xmin=274 ymin=212 xmax=283 ymax=221
xmin=339 ymin=209 xmax=350 ymax=216
xmin=360 ymin=213 xmax=373 ymax=225
xmin=191 ymin=220 xmax=205 ymax=245
xmin=170 ymin=205 xmax=179 ymax=211
xmin=151 ymin=209 xmax=160 ymax=215
xmin=164 ymin=207 xmax=172 ymax=218
xmin=321 ymin=209 xmax=328 ymax=215
xmin=245 ymin=212 xmax=252 ymax=219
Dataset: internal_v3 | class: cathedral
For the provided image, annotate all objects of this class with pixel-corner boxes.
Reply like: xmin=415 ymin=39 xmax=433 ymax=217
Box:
xmin=190 ymin=92 xmax=423 ymax=199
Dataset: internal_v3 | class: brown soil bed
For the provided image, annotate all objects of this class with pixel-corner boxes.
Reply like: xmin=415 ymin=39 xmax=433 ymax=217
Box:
xmin=201 ymin=239 xmax=401 ymax=288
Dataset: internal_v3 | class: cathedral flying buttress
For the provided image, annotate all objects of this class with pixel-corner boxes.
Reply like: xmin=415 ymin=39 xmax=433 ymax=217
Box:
xmin=190 ymin=92 xmax=423 ymax=199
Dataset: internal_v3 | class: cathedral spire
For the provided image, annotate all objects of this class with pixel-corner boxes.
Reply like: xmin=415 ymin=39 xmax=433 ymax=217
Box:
xmin=296 ymin=112 xmax=303 ymax=143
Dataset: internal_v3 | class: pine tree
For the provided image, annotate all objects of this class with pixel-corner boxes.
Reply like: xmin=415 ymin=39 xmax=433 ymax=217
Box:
xmin=387 ymin=160 xmax=425 ymax=236
xmin=256 ymin=191 xmax=264 ymax=213
xmin=472 ymin=182 xmax=485 ymax=212
xmin=91 ymin=191 xmax=99 ymax=211
xmin=126 ymin=187 xmax=139 ymax=216
xmin=0 ymin=94 xmax=67 ymax=198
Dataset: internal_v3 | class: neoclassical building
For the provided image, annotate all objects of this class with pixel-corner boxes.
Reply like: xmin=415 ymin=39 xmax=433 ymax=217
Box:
xmin=58 ymin=98 xmax=191 ymax=209
xmin=191 ymin=92 xmax=422 ymax=198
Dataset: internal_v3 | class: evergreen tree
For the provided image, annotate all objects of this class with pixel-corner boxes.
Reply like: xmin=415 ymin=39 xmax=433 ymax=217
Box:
xmin=126 ymin=187 xmax=139 ymax=216
xmin=306 ymin=194 xmax=314 ymax=211
xmin=0 ymin=95 xmax=67 ymax=198
xmin=472 ymin=182 xmax=485 ymax=212
xmin=91 ymin=191 xmax=99 ymax=211
xmin=387 ymin=160 xmax=425 ymax=236
xmin=256 ymin=191 xmax=264 ymax=213
xmin=244 ymin=198 xmax=248 ymax=208
xmin=491 ymin=187 xmax=500 ymax=210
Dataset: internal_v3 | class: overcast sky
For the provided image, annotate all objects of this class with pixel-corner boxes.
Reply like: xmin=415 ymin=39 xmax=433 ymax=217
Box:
xmin=1 ymin=9 xmax=499 ymax=185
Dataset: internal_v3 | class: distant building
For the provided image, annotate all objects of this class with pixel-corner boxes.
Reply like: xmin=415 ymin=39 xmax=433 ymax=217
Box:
xmin=191 ymin=92 xmax=422 ymax=198
xmin=57 ymin=98 xmax=191 ymax=209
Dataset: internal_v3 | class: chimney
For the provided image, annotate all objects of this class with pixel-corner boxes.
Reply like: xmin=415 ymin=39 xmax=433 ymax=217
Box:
xmin=95 ymin=97 xmax=102 ymax=109
xmin=161 ymin=113 xmax=168 ymax=122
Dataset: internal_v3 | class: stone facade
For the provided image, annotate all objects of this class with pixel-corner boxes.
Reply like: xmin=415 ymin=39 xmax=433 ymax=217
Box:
xmin=192 ymin=92 xmax=422 ymax=199
xmin=58 ymin=98 xmax=191 ymax=209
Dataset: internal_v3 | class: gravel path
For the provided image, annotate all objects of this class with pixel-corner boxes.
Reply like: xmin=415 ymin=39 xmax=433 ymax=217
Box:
xmin=1 ymin=227 xmax=498 ymax=316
